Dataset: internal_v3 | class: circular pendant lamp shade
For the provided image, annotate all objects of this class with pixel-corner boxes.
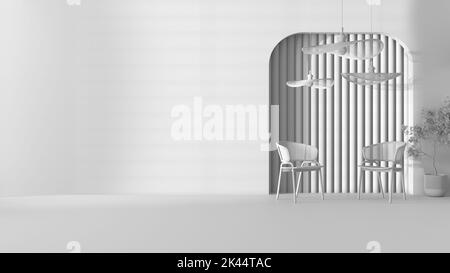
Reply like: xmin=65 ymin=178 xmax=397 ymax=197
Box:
xmin=302 ymin=38 xmax=384 ymax=60
xmin=341 ymin=71 xmax=402 ymax=86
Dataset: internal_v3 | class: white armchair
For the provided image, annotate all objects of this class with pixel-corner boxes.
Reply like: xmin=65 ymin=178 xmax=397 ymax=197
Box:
xmin=358 ymin=141 xmax=407 ymax=203
xmin=276 ymin=141 xmax=325 ymax=203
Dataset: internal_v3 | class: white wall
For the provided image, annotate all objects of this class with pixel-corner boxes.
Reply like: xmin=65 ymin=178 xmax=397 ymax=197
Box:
xmin=411 ymin=0 xmax=450 ymax=189
xmin=0 ymin=0 xmax=447 ymax=196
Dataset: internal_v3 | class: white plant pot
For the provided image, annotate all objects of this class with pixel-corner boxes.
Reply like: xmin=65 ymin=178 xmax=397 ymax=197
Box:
xmin=424 ymin=174 xmax=448 ymax=197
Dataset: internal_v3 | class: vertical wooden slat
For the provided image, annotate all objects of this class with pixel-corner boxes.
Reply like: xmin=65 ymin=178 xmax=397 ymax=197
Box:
xmin=315 ymin=34 xmax=321 ymax=193
xmin=318 ymin=33 xmax=326 ymax=193
xmin=357 ymin=34 xmax=365 ymax=194
xmin=326 ymin=33 xmax=334 ymax=193
xmin=364 ymin=33 xmax=373 ymax=193
xmin=303 ymin=34 xmax=311 ymax=193
xmin=400 ymin=46 xmax=406 ymax=193
xmin=375 ymin=33 xmax=382 ymax=193
xmin=287 ymin=36 xmax=296 ymax=146
xmin=310 ymin=34 xmax=318 ymax=193
xmin=295 ymin=35 xmax=303 ymax=144
xmin=294 ymin=35 xmax=302 ymax=193
xmin=342 ymin=38 xmax=350 ymax=194
xmin=286 ymin=36 xmax=296 ymax=193
xmin=395 ymin=40 xmax=403 ymax=193
xmin=388 ymin=36 xmax=396 ymax=193
xmin=403 ymin=46 xmax=409 ymax=194
xmin=380 ymin=34 xmax=389 ymax=190
xmin=334 ymin=34 xmax=342 ymax=193
xmin=349 ymin=34 xmax=357 ymax=193
xmin=279 ymin=39 xmax=288 ymax=193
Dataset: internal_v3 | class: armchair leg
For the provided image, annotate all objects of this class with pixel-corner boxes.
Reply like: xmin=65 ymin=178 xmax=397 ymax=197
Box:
xmin=401 ymin=170 xmax=406 ymax=200
xmin=295 ymin=171 xmax=303 ymax=198
xmin=291 ymin=170 xmax=296 ymax=204
xmin=276 ymin=168 xmax=282 ymax=200
xmin=377 ymin=172 xmax=385 ymax=198
xmin=319 ymin=169 xmax=325 ymax=200
xmin=389 ymin=170 xmax=394 ymax=204
xmin=358 ymin=169 xmax=364 ymax=200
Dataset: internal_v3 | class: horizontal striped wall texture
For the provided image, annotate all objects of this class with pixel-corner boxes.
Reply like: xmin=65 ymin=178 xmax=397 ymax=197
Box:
xmin=269 ymin=33 xmax=412 ymax=194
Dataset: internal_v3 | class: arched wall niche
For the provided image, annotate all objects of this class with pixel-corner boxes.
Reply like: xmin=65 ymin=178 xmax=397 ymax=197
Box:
xmin=269 ymin=32 xmax=414 ymax=195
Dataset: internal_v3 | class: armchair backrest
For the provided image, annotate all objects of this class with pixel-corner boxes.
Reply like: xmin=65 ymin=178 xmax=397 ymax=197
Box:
xmin=362 ymin=141 xmax=406 ymax=163
xmin=277 ymin=141 xmax=318 ymax=162
xmin=276 ymin=143 xmax=291 ymax=163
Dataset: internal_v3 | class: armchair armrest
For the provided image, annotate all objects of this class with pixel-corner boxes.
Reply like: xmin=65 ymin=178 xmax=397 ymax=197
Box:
xmin=299 ymin=160 xmax=322 ymax=167
xmin=360 ymin=159 xmax=381 ymax=166
xmin=280 ymin=162 xmax=294 ymax=168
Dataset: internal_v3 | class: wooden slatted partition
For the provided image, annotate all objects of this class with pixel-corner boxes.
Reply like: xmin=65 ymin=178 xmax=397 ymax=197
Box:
xmin=269 ymin=33 xmax=412 ymax=194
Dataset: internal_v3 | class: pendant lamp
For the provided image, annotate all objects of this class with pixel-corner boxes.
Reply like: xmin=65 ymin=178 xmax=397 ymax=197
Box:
xmin=301 ymin=0 xmax=384 ymax=60
xmin=287 ymin=71 xmax=334 ymax=90
xmin=302 ymin=38 xmax=384 ymax=60
xmin=342 ymin=61 xmax=402 ymax=85
xmin=341 ymin=2 xmax=402 ymax=86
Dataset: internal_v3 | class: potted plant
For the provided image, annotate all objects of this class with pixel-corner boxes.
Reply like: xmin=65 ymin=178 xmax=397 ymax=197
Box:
xmin=403 ymin=99 xmax=450 ymax=197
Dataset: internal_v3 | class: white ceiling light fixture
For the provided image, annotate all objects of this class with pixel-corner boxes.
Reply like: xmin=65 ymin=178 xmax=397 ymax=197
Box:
xmin=301 ymin=0 xmax=384 ymax=60
xmin=287 ymin=33 xmax=335 ymax=90
xmin=366 ymin=0 xmax=381 ymax=6
xmin=287 ymin=70 xmax=334 ymax=90
xmin=341 ymin=1 xmax=402 ymax=86
xmin=302 ymin=39 xmax=384 ymax=60
xmin=342 ymin=60 xmax=401 ymax=85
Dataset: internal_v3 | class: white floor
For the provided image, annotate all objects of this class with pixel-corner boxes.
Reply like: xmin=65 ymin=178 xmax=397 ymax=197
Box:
xmin=0 ymin=194 xmax=449 ymax=252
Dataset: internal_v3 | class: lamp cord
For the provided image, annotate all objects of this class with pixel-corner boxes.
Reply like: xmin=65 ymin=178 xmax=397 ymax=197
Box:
xmin=341 ymin=0 xmax=344 ymax=33
xmin=370 ymin=4 xmax=373 ymax=33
